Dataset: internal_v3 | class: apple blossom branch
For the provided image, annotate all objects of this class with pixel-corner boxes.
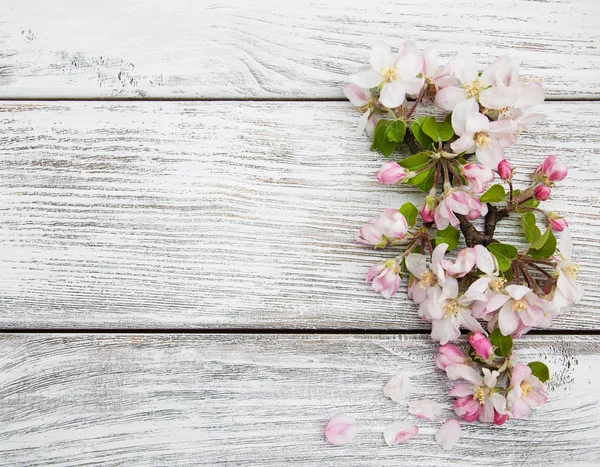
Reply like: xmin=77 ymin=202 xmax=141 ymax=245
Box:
xmin=335 ymin=39 xmax=584 ymax=437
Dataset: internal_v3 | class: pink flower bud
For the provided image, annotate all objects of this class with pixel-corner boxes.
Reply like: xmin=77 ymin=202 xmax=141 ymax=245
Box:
xmin=435 ymin=343 xmax=467 ymax=370
xmin=497 ymin=159 xmax=513 ymax=181
xmin=468 ymin=332 xmax=493 ymax=360
xmin=534 ymin=185 xmax=551 ymax=201
xmin=376 ymin=161 xmax=410 ymax=184
xmin=454 ymin=396 xmax=481 ymax=422
xmin=535 ymin=155 xmax=568 ymax=183
xmin=493 ymin=411 xmax=508 ymax=426
xmin=421 ymin=203 xmax=435 ymax=223
xmin=358 ymin=209 xmax=409 ymax=246
xmin=550 ymin=216 xmax=568 ymax=232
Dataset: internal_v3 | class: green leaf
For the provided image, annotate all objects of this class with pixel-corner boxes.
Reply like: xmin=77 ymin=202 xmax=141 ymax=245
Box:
xmin=421 ymin=116 xmax=454 ymax=142
xmin=480 ymin=184 xmax=507 ymax=203
xmin=387 ymin=120 xmax=407 ymax=143
xmin=487 ymin=243 xmax=518 ymax=272
xmin=411 ymin=121 xmax=435 ymax=150
xmin=407 ymin=166 xmax=435 ymax=188
xmin=399 ymin=151 xmax=433 ymax=170
xmin=414 ymin=167 xmax=437 ymax=192
xmin=521 ymin=212 xmax=542 ymax=245
xmin=529 ymin=229 xmax=557 ymax=259
xmin=528 ymin=361 xmax=550 ymax=382
xmin=487 ymin=243 xmax=518 ymax=259
xmin=531 ymin=228 xmax=550 ymax=250
xmin=399 ymin=202 xmax=419 ymax=227
xmin=491 ymin=329 xmax=513 ymax=357
xmin=435 ymin=226 xmax=460 ymax=251
xmin=371 ymin=120 xmax=397 ymax=157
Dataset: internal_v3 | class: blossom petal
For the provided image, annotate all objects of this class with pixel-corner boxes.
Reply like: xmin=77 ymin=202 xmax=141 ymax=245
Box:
xmin=379 ymin=81 xmax=406 ymax=108
xmin=352 ymin=67 xmax=383 ymax=89
xmin=451 ymin=133 xmax=476 ymax=154
xmin=454 ymin=52 xmax=479 ymax=83
xmin=514 ymin=81 xmax=545 ymax=109
xmin=435 ymin=419 xmax=461 ymax=451
xmin=479 ymin=86 xmax=518 ymax=110
xmin=405 ymin=253 xmax=427 ymax=278
xmin=436 ymin=86 xmax=467 ymax=111
xmin=446 ymin=364 xmax=483 ymax=385
xmin=344 ymin=83 xmax=371 ymax=107
xmin=499 ymin=302 xmax=519 ymax=336
xmin=431 ymin=317 xmax=461 ymax=345
xmin=476 ymin=138 xmax=504 ymax=170
xmin=409 ymin=399 xmax=444 ymax=421
xmin=423 ymin=46 xmax=439 ymax=76
xmin=449 ymin=382 xmax=475 ymax=397
xmin=325 ymin=414 xmax=358 ymax=446
xmin=383 ymin=421 xmax=419 ymax=446
xmin=474 ymin=244 xmax=498 ymax=275
xmin=396 ymin=52 xmax=425 ymax=79
xmin=370 ymin=40 xmax=393 ymax=71
xmin=383 ymin=372 xmax=411 ymax=402
xmin=506 ymin=284 xmax=531 ymax=300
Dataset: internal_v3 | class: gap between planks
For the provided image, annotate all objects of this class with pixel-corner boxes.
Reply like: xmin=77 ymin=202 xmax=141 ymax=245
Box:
xmin=2 ymin=329 xmax=600 ymax=336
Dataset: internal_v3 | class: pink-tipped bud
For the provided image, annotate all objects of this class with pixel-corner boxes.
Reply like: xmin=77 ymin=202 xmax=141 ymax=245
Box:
xmin=535 ymin=156 xmax=568 ymax=183
xmin=462 ymin=164 xmax=494 ymax=194
xmin=534 ymin=185 xmax=551 ymax=201
xmin=435 ymin=343 xmax=467 ymax=370
xmin=549 ymin=215 xmax=568 ymax=232
xmin=497 ymin=159 xmax=513 ymax=181
xmin=493 ymin=411 xmax=509 ymax=425
xmin=376 ymin=161 xmax=410 ymax=185
xmin=421 ymin=203 xmax=435 ymax=223
xmin=468 ymin=332 xmax=493 ymax=360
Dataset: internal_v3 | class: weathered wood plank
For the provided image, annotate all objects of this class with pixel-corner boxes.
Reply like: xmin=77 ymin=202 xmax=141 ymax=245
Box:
xmin=0 ymin=334 xmax=598 ymax=466
xmin=1 ymin=0 xmax=599 ymax=99
xmin=0 ymin=101 xmax=598 ymax=330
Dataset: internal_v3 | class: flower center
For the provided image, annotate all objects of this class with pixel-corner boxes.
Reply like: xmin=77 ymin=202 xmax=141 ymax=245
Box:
xmin=463 ymin=78 xmax=483 ymax=98
xmin=474 ymin=131 xmax=491 ymax=148
xmin=419 ymin=271 xmax=438 ymax=288
xmin=380 ymin=67 xmax=398 ymax=83
xmin=490 ymin=278 xmax=507 ymax=293
xmin=512 ymin=298 xmax=528 ymax=312
xmin=565 ymin=262 xmax=580 ymax=279
xmin=520 ymin=381 xmax=532 ymax=396
xmin=444 ymin=299 xmax=461 ymax=317
xmin=473 ymin=386 xmax=486 ymax=404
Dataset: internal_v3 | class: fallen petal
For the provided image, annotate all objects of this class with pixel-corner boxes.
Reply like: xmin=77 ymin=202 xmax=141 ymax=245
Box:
xmin=383 ymin=372 xmax=411 ymax=402
xmin=383 ymin=420 xmax=419 ymax=446
xmin=408 ymin=399 xmax=444 ymax=420
xmin=435 ymin=419 xmax=461 ymax=451
xmin=325 ymin=414 xmax=358 ymax=446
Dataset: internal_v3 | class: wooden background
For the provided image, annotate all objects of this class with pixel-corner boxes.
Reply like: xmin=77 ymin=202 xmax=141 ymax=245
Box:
xmin=0 ymin=1 xmax=599 ymax=465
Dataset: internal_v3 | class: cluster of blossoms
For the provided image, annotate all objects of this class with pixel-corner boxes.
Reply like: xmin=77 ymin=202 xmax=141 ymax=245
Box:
xmin=326 ymin=39 xmax=584 ymax=450
xmin=437 ymin=331 xmax=548 ymax=424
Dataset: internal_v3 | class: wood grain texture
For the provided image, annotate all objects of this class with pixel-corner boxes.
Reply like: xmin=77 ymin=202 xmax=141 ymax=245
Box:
xmin=0 ymin=334 xmax=598 ymax=466
xmin=1 ymin=0 xmax=599 ymax=99
xmin=1 ymin=101 xmax=598 ymax=330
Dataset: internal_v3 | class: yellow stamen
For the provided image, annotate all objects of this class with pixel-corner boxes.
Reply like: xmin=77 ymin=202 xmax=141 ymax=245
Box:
xmin=463 ymin=78 xmax=483 ymax=98
xmin=565 ymin=263 xmax=580 ymax=280
xmin=419 ymin=271 xmax=438 ymax=289
xmin=444 ymin=299 xmax=461 ymax=317
xmin=380 ymin=67 xmax=398 ymax=83
xmin=473 ymin=386 xmax=486 ymax=404
xmin=512 ymin=299 xmax=527 ymax=312
xmin=474 ymin=131 xmax=492 ymax=148
xmin=520 ymin=381 xmax=532 ymax=396
xmin=490 ymin=278 xmax=507 ymax=294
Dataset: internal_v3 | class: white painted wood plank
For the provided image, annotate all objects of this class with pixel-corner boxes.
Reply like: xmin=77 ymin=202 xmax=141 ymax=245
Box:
xmin=0 ymin=101 xmax=598 ymax=330
xmin=1 ymin=0 xmax=599 ymax=99
xmin=0 ymin=334 xmax=598 ymax=466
